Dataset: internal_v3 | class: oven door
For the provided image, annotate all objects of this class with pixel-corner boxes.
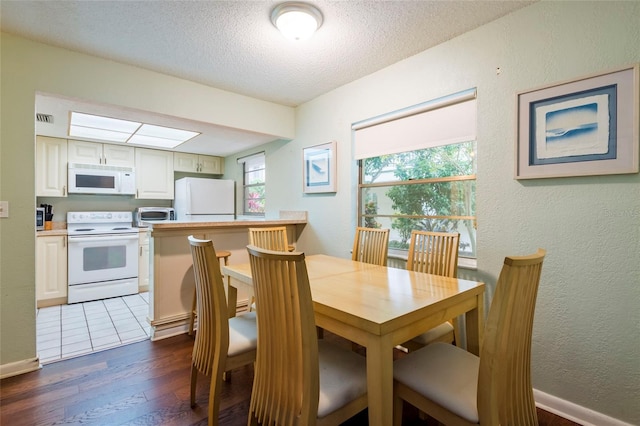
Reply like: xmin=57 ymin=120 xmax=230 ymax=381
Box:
xmin=68 ymin=233 xmax=139 ymax=285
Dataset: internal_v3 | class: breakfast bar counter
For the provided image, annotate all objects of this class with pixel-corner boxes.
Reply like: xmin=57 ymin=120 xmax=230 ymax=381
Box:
xmin=147 ymin=212 xmax=307 ymax=340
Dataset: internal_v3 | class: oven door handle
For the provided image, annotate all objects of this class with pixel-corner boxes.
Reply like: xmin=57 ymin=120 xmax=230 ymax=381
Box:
xmin=68 ymin=234 xmax=139 ymax=243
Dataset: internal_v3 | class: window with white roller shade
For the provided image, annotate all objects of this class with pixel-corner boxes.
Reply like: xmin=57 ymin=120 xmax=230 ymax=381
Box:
xmin=355 ymin=88 xmax=477 ymax=262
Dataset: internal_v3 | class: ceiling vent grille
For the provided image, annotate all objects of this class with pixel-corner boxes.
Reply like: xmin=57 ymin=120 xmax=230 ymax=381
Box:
xmin=36 ymin=113 xmax=54 ymax=123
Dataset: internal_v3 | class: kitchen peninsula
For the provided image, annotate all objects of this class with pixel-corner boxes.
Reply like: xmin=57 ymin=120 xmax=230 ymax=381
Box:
xmin=146 ymin=211 xmax=307 ymax=340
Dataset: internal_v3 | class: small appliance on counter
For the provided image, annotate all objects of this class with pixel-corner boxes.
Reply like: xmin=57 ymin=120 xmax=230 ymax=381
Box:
xmin=39 ymin=203 xmax=54 ymax=230
xmin=133 ymin=207 xmax=176 ymax=227
xmin=174 ymin=177 xmax=235 ymax=221
xmin=36 ymin=207 xmax=45 ymax=231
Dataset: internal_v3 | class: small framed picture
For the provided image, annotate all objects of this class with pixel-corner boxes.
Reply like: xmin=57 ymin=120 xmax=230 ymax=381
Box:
xmin=515 ymin=64 xmax=638 ymax=179
xmin=303 ymin=141 xmax=337 ymax=193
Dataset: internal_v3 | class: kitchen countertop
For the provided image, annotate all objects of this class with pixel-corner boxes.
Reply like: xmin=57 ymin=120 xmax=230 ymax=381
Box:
xmin=36 ymin=211 xmax=308 ymax=236
xmin=36 ymin=229 xmax=69 ymax=237
xmin=37 ymin=220 xmax=307 ymax=236
xmin=148 ymin=217 xmax=306 ymax=231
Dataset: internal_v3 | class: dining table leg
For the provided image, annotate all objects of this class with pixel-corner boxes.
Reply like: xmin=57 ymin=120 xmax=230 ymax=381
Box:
xmin=365 ymin=333 xmax=394 ymax=426
xmin=465 ymin=292 xmax=485 ymax=355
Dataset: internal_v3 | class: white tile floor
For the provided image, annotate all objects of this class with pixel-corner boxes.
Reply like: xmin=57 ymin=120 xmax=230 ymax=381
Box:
xmin=37 ymin=292 xmax=151 ymax=364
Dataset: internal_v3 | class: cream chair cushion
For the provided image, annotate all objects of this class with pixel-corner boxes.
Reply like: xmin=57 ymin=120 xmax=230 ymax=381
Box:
xmin=409 ymin=321 xmax=454 ymax=345
xmin=393 ymin=342 xmax=480 ymax=423
xmin=317 ymin=340 xmax=368 ymax=419
xmin=227 ymin=311 xmax=258 ymax=357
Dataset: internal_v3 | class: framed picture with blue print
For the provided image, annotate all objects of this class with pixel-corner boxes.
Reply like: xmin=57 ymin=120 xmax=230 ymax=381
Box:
xmin=515 ymin=64 xmax=638 ymax=179
xmin=303 ymin=141 xmax=337 ymax=193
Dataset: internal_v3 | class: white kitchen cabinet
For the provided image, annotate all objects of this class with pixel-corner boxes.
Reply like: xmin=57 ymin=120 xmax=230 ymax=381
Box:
xmin=174 ymin=152 xmax=224 ymax=174
xmin=138 ymin=231 xmax=150 ymax=292
xmin=68 ymin=140 xmax=135 ymax=167
xmin=36 ymin=235 xmax=68 ymax=307
xmin=36 ymin=136 xmax=68 ymax=197
xmin=135 ymin=148 xmax=174 ymax=199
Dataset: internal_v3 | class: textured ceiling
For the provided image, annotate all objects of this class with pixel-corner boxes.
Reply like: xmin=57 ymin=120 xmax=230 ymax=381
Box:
xmin=1 ymin=0 xmax=534 ymax=155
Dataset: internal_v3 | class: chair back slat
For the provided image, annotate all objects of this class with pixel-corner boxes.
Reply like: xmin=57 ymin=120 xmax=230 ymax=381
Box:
xmin=248 ymin=226 xmax=290 ymax=252
xmin=406 ymin=231 xmax=460 ymax=278
xmin=247 ymin=246 xmax=319 ymax=426
xmin=478 ymin=248 xmax=546 ymax=425
xmin=351 ymin=227 xmax=390 ymax=266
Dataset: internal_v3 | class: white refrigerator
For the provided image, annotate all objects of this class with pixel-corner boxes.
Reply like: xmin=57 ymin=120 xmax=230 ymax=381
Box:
xmin=174 ymin=177 xmax=235 ymax=221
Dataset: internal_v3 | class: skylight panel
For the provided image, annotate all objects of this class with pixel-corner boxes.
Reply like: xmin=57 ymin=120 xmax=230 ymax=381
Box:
xmin=127 ymin=124 xmax=200 ymax=149
xmin=68 ymin=112 xmax=200 ymax=149
xmin=69 ymin=112 xmax=141 ymax=142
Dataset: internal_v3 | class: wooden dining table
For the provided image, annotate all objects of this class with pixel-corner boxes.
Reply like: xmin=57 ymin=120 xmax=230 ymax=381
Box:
xmin=222 ymin=254 xmax=485 ymax=426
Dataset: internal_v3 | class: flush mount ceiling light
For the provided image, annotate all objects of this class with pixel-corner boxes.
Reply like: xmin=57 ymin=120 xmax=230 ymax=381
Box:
xmin=69 ymin=112 xmax=199 ymax=149
xmin=271 ymin=2 xmax=323 ymax=41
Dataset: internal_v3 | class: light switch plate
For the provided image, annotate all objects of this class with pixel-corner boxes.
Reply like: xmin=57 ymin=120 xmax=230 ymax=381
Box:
xmin=0 ymin=201 xmax=8 ymax=218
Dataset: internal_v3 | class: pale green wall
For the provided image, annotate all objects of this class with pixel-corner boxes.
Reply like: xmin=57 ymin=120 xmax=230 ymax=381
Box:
xmin=0 ymin=33 xmax=294 ymax=369
xmin=252 ymin=2 xmax=640 ymax=423
xmin=2 ymin=2 xmax=639 ymax=423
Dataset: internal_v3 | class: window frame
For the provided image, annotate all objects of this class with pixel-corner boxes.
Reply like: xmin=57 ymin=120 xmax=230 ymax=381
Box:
xmin=353 ymin=89 xmax=478 ymax=268
xmin=357 ymin=151 xmax=477 ymax=263
xmin=241 ymin=153 xmax=266 ymax=216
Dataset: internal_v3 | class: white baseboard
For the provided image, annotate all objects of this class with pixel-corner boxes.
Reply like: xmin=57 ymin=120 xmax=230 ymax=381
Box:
xmin=0 ymin=357 xmax=41 ymax=379
xmin=150 ymin=322 xmax=189 ymax=341
xmin=535 ymin=389 xmax=634 ymax=426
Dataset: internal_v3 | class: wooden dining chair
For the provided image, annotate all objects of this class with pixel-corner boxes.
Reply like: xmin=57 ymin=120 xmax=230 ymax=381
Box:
xmin=188 ymin=236 xmax=258 ymax=426
xmin=248 ymin=226 xmax=294 ymax=252
xmin=188 ymin=249 xmax=232 ymax=336
xmin=341 ymin=226 xmax=391 ymax=344
xmin=401 ymin=231 xmax=460 ymax=352
xmin=351 ymin=227 xmax=390 ymax=266
xmin=393 ymin=249 xmax=546 ymax=426
xmin=246 ymin=245 xmax=368 ymax=426
xmin=247 ymin=226 xmax=294 ymax=311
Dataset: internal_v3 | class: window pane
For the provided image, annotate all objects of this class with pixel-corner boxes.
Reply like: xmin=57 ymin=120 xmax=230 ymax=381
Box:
xmin=246 ymin=169 xmax=264 ymax=185
xmin=362 ymin=180 xmax=475 ymax=217
xmin=363 ymin=142 xmax=476 ymax=184
xmin=243 ymin=153 xmax=265 ymax=215
xmin=244 ymin=186 xmax=265 ymax=214
xmin=360 ymin=140 xmax=477 ymax=259
xmin=362 ymin=180 xmax=475 ymax=256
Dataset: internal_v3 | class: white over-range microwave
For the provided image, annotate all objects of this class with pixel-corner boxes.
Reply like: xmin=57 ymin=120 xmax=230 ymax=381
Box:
xmin=68 ymin=163 xmax=136 ymax=195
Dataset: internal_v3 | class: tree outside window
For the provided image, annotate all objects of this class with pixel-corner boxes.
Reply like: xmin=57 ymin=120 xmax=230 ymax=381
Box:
xmin=359 ymin=141 xmax=476 ymax=258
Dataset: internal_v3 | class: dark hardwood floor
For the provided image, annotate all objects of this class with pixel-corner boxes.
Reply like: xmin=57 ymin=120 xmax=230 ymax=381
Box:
xmin=1 ymin=333 xmax=580 ymax=425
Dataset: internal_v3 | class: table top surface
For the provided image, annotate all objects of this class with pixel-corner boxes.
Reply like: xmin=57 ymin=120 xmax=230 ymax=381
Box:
xmin=224 ymin=254 xmax=485 ymax=335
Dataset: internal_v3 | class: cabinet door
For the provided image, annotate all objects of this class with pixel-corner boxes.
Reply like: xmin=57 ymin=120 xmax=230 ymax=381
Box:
xmin=173 ymin=152 xmax=198 ymax=172
xmin=138 ymin=232 xmax=150 ymax=292
xmin=36 ymin=136 xmax=68 ymax=197
xmin=199 ymin=155 xmax=224 ymax=174
xmin=36 ymin=235 xmax=68 ymax=307
xmin=103 ymin=143 xmax=135 ymax=166
xmin=68 ymin=140 xmax=103 ymax=164
xmin=135 ymin=148 xmax=174 ymax=199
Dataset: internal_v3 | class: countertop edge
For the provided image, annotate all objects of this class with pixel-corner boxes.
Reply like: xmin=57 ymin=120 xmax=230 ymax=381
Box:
xmin=36 ymin=219 xmax=307 ymax=236
xmin=35 ymin=229 xmax=69 ymax=237
xmin=149 ymin=219 xmax=307 ymax=231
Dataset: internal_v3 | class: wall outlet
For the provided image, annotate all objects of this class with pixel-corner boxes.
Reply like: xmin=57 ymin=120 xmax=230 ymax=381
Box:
xmin=0 ymin=201 xmax=8 ymax=218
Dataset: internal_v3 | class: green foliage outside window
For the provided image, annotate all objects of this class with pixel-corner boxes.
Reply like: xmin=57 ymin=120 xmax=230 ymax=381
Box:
xmin=361 ymin=142 xmax=476 ymax=257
